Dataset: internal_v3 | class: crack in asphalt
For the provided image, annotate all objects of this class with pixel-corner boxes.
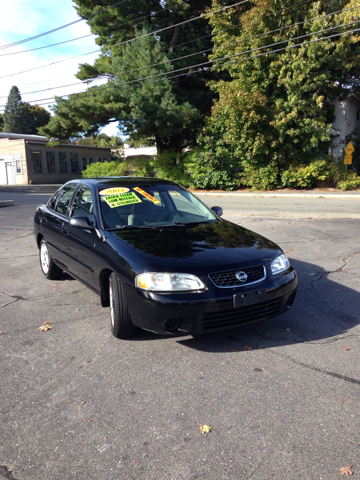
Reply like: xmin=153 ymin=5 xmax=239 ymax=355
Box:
xmin=237 ymin=328 xmax=360 ymax=386
xmin=311 ymin=250 xmax=360 ymax=288
xmin=243 ymin=328 xmax=360 ymax=347
xmin=0 ymin=254 xmax=38 ymax=259
xmin=271 ymin=350 xmax=360 ymax=386
xmin=5 ymin=232 xmax=34 ymax=241
xmin=0 ymin=289 xmax=85 ymax=307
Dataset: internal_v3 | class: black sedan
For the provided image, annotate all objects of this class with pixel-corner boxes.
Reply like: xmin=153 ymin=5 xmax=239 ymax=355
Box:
xmin=34 ymin=177 xmax=297 ymax=339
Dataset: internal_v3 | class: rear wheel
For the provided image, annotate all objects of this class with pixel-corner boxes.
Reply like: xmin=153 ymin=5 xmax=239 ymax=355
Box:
xmin=109 ymin=273 xmax=136 ymax=339
xmin=39 ymin=239 xmax=63 ymax=280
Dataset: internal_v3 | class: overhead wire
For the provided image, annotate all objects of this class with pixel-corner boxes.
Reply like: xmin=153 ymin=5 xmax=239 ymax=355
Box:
xmin=2 ymin=23 xmax=359 ymax=112
xmin=0 ymin=0 xmax=191 ymax=57
xmin=0 ymin=0 xmax=130 ymax=51
xmin=3 ymin=3 xmax=357 ymax=99
xmin=0 ymin=0 xmax=248 ymax=79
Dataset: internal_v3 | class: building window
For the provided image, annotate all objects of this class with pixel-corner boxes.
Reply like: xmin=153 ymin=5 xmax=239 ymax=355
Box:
xmin=81 ymin=157 xmax=88 ymax=171
xmin=32 ymin=151 xmax=43 ymax=174
xmin=16 ymin=159 xmax=22 ymax=174
xmin=59 ymin=152 xmax=68 ymax=173
xmin=70 ymin=152 xmax=79 ymax=173
xmin=46 ymin=152 xmax=56 ymax=174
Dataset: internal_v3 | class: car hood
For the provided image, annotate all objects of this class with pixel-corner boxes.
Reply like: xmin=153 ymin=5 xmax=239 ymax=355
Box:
xmin=110 ymin=220 xmax=282 ymax=275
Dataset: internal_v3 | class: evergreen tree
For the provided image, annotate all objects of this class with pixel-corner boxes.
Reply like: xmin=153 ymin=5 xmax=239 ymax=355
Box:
xmin=40 ymin=0 xmax=220 ymax=154
xmin=0 ymin=113 xmax=3 ymax=132
xmin=3 ymin=86 xmax=30 ymax=133
xmin=26 ymin=104 xmax=51 ymax=135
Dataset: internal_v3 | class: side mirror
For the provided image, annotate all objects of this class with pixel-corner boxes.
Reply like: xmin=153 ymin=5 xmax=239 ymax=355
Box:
xmin=211 ymin=206 xmax=223 ymax=217
xmin=70 ymin=216 xmax=95 ymax=229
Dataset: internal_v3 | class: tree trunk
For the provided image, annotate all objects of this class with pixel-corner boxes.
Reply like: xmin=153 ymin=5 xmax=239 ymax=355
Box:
xmin=169 ymin=25 xmax=182 ymax=50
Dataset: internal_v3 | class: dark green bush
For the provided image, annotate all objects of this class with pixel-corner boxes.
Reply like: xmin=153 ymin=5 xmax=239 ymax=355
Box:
xmin=82 ymin=160 xmax=130 ymax=178
xmin=184 ymin=148 xmax=239 ymax=190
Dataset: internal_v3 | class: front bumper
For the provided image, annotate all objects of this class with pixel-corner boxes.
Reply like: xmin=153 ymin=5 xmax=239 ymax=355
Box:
xmin=125 ymin=267 xmax=297 ymax=336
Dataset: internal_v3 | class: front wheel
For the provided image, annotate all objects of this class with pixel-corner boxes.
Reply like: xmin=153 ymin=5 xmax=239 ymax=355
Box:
xmin=109 ymin=273 xmax=136 ymax=339
xmin=39 ymin=239 xmax=63 ymax=280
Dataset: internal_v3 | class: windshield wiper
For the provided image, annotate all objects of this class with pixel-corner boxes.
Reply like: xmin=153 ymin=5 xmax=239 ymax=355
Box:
xmin=160 ymin=222 xmax=187 ymax=227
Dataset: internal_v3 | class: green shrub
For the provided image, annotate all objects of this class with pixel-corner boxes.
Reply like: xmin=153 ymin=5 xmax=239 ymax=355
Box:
xmin=184 ymin=148 xmax=239 ymax=190
xmin=82 ymin=160 xmax=130 ymax=178
xmin=151 ymin=150 xmax=190 ymax=185
xmin=240 ymin=161 xmax=280 ymax=190
xmin=338 ymin=172 xmax=360 ymax=190
xmin=281 ymin=159 xmax=330 ymax=189
xmin=131 ymin=157 xmax=154 ymax=177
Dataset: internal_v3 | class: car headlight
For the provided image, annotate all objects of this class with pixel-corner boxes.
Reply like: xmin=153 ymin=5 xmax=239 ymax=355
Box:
xmin=135 ymin=273 xmax=206 ymax=292
xmin=271 ymin=254 xmax=290 ymax=275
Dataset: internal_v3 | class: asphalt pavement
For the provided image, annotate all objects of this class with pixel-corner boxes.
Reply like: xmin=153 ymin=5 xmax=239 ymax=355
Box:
xmin=0 ymin=191 xmax=359 ymax=480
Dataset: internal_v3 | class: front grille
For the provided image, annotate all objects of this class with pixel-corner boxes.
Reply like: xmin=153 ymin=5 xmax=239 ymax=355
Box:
xmin=202 ymin=297 xmax=284 ymax=331
xmin=209 ymin=265 xmax=266 ymax=288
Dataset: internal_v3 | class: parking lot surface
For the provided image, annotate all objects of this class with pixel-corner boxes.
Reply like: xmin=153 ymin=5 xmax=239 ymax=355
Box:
xmin=0 ymin=192 xmax=359 ymax=480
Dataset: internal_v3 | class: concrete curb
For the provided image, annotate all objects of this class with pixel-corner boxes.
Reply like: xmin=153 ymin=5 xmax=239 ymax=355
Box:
xmin=0 ymin=200 xmax=15 ymax=208
xmin=195 ymin=192 xmax=360 ymax=198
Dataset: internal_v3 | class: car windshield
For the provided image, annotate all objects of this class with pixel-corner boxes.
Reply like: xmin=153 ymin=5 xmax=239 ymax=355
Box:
xmin=98 ymin=184 xmax=218 ymax=230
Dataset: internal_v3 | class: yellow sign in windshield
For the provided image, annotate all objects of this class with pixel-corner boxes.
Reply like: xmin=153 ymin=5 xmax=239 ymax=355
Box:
xmin=134 ymin=187 xmax=160 ymax=204
xmin=99 ymin=187 xmax=129 ymax=195
xmin=103 ymin=192 xmax=141 ymax=208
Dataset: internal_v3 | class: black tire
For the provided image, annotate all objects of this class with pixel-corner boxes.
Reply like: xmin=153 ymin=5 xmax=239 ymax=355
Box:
xmin=39 ymin=239 xmax=63 ymax=280
xmin=109 ymin=273 xmax=136 ymax=339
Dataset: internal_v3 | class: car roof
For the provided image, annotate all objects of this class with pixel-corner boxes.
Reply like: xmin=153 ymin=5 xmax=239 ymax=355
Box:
xmin=78 ymin=177 xmax=179 ymax=189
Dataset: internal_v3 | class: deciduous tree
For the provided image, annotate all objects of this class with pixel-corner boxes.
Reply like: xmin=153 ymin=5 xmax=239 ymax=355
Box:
xmin=204 ymin=0 xmax=360 ymax=185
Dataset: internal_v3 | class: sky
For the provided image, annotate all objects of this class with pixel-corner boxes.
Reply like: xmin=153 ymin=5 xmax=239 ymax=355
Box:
xmin=0 ymin=0 xmax=119 ymax=137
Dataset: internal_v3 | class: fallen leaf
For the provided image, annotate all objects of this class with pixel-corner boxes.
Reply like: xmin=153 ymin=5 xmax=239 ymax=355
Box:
xmin=340 ymin=465 xmax=353 ymax=476
xmin=341 ymin=398 xmax=345 ymax=406
xmin=200 ymin=372 xmax=205 ymax=375
xmin=87 ymin=419 xmax=90 ymax=423
xmin=38 ymin=324 xmax=53 ymax=331
xmin=229 ymin=347 xmax=239 ymax=352
xmin=344 ymin=347 xmax=350 ymax=351
xmin=244 ymin=346 xmax=252 ymax=350
xmin=264 ymin=330 xmax=270 ymax=336
xmin=52 ymin=284 xmax=58 ymax=287
xmin=81 ymin=401 xmax=86 ymax=405
xmin=335 ymin=289 xmax=340 ymax=292
xmin=285 ymin=328 xmax=290 ymax=332
xmin=44 ymin=321 xmax=52 ymax=325
xmin=199 ymin=424 xmax=212 ymax=434
xmin=264 ymin=371 xmax=271 ymax=376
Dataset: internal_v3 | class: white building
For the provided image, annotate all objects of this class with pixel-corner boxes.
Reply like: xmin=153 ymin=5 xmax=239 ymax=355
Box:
xmin=331 ymin=94 xmax=360 ymax=159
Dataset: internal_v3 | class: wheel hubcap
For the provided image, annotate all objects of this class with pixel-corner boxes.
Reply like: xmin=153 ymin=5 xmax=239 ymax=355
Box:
xmin=40 ymin=243 xmax=49 ymax=274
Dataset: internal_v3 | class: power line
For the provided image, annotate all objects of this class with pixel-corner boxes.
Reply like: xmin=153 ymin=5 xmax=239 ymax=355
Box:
xmin=2 ymin=24 xmax=359 ymax=112
xmin=0 ymin=0 xmax=191 ymax=58
xmin=0 ymin=0 xmax=130 ymax=51
xmin=0 ymin=0 xmax=247 ymax=80
xmin=0 ymin=34 xmax=94 ymax=57
xmin=5 ymin=4 xmax=357 ymax=100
